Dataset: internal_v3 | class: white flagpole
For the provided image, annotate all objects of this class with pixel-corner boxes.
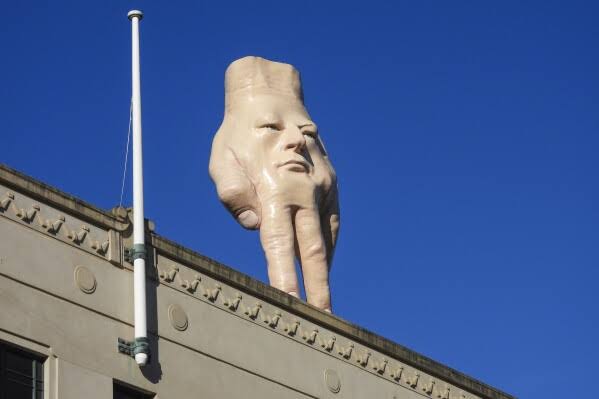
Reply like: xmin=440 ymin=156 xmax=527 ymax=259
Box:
xmin=127 ymin=9 xmax=149 ymax=366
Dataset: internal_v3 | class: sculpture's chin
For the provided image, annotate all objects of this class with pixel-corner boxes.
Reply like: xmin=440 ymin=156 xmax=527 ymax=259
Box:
xmin=237 ymin=209 xmax=260 ymax=230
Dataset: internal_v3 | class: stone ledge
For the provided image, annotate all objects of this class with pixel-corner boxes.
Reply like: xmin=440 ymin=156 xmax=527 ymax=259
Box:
xmin=0 ymin=164 xmax=129 ymax=232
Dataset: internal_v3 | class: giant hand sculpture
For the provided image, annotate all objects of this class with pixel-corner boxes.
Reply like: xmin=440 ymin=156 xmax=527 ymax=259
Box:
xmin=209 ymin=57 xmax=339 ymax=312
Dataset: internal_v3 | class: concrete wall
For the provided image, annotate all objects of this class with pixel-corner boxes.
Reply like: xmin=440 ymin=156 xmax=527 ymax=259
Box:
xmin=0 ymin=165 xmax=513 ymax=399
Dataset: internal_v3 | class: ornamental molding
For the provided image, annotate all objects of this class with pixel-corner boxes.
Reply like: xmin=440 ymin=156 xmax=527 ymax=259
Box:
xmin=0 ymin=185 xmax=119 ymax=264
xmin=155 ymin=256 xmax=480 ymax=399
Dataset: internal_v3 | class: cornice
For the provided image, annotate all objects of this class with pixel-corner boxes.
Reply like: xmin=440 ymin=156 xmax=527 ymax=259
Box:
xmin=0 ymin=164 xmax=129 ymax=232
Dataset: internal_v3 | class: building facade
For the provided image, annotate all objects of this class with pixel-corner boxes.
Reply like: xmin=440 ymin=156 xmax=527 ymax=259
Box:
xmin=0 ymin=164 xmax=513 ymax=399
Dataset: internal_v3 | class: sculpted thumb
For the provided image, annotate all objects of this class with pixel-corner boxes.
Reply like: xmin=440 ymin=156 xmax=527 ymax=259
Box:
xmin=237 ymin=209 xmax=260 ymax=229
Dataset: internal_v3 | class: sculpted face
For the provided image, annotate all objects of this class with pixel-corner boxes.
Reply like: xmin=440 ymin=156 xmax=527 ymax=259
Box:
xmin=209 ymin=57 xmax=339 ymax=312
xmin=236 ymin=94 xmax=315 ymax=174
xmin=227 ymin=93 xmax=336 ymax=210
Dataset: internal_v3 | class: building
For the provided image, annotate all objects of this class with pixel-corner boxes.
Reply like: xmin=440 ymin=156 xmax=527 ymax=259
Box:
xmin=0 ymin=164 xmax=514 ymax=399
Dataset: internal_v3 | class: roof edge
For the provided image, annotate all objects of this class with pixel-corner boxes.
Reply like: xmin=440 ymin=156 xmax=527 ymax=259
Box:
xmin=0 ymin=164 xmax=129 ymax=231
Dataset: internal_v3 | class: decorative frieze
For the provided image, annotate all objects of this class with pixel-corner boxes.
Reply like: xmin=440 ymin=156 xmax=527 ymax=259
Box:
xmin=0 ymin=188 xmax=111 ymax=260
xmin=155 ymin=259 xmax=480 ymax=399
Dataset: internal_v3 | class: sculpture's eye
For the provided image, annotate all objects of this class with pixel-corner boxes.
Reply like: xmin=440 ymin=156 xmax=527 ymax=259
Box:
xmin=300 ymin=123 xmax=318 ymax=138
xmin=258 ymin=122 xmax=284 ymax=131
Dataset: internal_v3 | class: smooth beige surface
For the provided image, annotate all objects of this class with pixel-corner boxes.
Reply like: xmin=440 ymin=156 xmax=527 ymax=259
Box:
xmin=209 ymin=56 xmax=340 ymax=312
xmin=57 ymin=359 xmax=112 ymax=399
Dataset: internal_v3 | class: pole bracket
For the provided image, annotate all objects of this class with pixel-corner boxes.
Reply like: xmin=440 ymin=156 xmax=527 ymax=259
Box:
xmin=124 ymin=243 xmax=146 ymax=263
xmin=118 ymin=337 xmax=150 ymax=361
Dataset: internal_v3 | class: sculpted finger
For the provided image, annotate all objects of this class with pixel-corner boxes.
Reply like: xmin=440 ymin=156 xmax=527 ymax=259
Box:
xmin=295 ymin=208 xmax=331 ymax=312
xmin=321 ymin=213 xmax=339 ymax=267
xmin=260 ymin=204 xmax=300 ymax=298
xmin=321 ymin=189 xmax=340 ymax=266
xmin=209 ymin=145 xmax=261 ymax=229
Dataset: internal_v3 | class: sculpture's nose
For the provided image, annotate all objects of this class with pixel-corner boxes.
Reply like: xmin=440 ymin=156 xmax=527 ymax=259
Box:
xmin=283 ymin=126 xmax=306 ymax=153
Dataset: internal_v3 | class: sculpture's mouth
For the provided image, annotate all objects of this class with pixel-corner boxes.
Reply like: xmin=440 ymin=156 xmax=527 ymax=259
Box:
xmin=280 ymin=158 xmax=309 ymax=172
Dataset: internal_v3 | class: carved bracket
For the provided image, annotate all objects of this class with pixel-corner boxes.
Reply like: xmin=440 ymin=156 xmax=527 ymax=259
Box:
xmin=159 ymin=266 xmax=179 ymax=282
xmin=356 ymin=350 xmax=371 ymax=367
xmin=244 ymin=303 xmax=262 ymax=320
xmin=284 ymin=320 xmax=300 ymax=336
xmin=406 ymin=372 xmax=420 ymax=389
xmin=67 ymin=225 xmax=90 ymax=244
xmin=422 ymin=380 xmax=435 ymax=395
xmin=181 ymin=275 xmax=201 ymax=293
xmin=338 ymin=343 xmax=354 ymax=359
xmin=320 ymin=336 xmax=336 ymax=352
xmin=373 ymin=358 xmax=388 ymax=374
xmin=202 ymin=284 xmax=221 ymax=302
xmin=263 ymin=311 xmax=281 ymax=328
xmin=43 ymin=215 xmax=65 ymax=234
xmin=436 ymin=387 xmax=450 ymax=399
xmin=302 ymin=329 xmax=318 ymax=345
xmin=0 ymin=193 xmax=14 ymax=211
xmin=223 ymin=293 xmax=242 ymax=311
xmin=390 ymin=366 xmax=404 ymax=382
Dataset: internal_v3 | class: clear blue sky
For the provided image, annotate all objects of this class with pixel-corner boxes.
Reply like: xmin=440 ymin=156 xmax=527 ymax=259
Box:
xmin=2 ymin=2 xmax=597 ymax=397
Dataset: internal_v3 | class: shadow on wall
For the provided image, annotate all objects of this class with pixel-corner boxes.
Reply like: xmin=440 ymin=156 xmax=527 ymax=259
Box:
xmin=141 ymin=254 xmax=162 ymax=383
